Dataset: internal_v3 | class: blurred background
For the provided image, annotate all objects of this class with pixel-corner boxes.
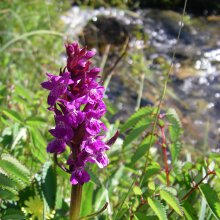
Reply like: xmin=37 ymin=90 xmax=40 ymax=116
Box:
xmin=0 ymin=0 xmax=220 ymax=218
xmin=1 ymin=0 xmax=219 ymax=154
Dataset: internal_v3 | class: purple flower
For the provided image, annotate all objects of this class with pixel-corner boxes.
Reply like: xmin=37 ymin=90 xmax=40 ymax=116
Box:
xmin=70 ymin=169 xmax=90 ymax=185
xmin=85 ymin=117 xmax=107 ymax=136
xmin=95 ymin=152 xmax=109 ymax=168
xmin=41 ymin=72 xmax=74 ymax=106
xmin=85 ymin=101 xmax=106 ymax=119
xmin=42 ymin=42 xmax=118 ymax=185
xmin=47 ymin=139 xmax=66 ymax=154
xmin=81 ymin=138 xmax=109 ymax=155
xmin=49 ymin=117 xmax=74 ymax=142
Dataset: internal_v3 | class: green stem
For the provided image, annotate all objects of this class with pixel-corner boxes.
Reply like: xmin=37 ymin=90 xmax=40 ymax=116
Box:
xmin=69 ymin=184 xmax=83 ymax=220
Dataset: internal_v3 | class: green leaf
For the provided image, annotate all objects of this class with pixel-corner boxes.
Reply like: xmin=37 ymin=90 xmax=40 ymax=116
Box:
xmin=215 ymin=168 xmax=220 ymax=179
xmin=0 ymin=188 xmax=18 ymax=201
xmin=120 ymin=107 xmax=153 ymax=133
xmin=142 ymin=163 xmax=160 ymax=184
xmin=158 ymin=119 xmax=165 ymax=127
xmin=199 ymin=197 xmax=207 ymax=220
xmin=0 ymin=154 xmax=31 ymax=184
xmin=0 ymin=154 xmax=31 ymax=202
xmin=2 ymin=109 xmax=23 ymax=124
xmin=166 ymin=108 xmax=182 ymax=142
xmin=130 ymin=135 xmax=157 ymax=165
xmin=158 ymin=186 xmax=177 ymax=196
xmin=135 ymin=213 xmax=158 ymax=220
xmin=29 ymin=128 xmax=47 ymax=163
xmin=15 ymin=84 xmax=32 ymax=101
xmin=42 ymin=162 xmax=57 ymax=209
xmin=133 ymin=186 xmax=142 ymax=195
xmin=11 ymin=127 xmax=27 ymax=150
xmin=182 ymin=201 xmax=197 ymax=220
xmin=199 ymin=184 xmax=220 ymax=219
xmin=2 ymin=214 xmax=26 ymax=220
xmin=114 ymin=179 xmax=136 ymax=220
xmin=148 ymin=197 xmax=168 ymax=220
xmin=2 ymin=208 xmax=26 ymax=220
xmin=81 ymin=182 xmax=94 ymax=216
xmin=160 ymin=189 xmax=183 ymax=216
xmin=123 ymin=117 xmax=153 ymax=148
xmin=86 ymin=169 xmax=101 ymax=187
xmin=170 ymin=141 xmax=182 ymax=163
xmin=26 ymin=116 xmax=46 ymax=126
xmin=0 ymin=173 xmax=20 ymax=189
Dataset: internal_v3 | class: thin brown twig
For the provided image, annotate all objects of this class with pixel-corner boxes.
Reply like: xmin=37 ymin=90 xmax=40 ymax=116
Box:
xmin=168 ymin=170 xmax=216 ymax=217
xmin=180 ymin=171 xmax=215 ymax=201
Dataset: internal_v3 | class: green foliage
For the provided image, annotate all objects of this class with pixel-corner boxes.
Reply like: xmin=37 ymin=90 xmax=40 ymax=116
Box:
xmin=166 ymin=108 xmax=183 ymax=163
xmin=0 ymin=154 xmax=31 ymax=184
xmin=1 ymin=109 xmax=24 ymax=124
xmin=123 ymin=117 xmax=153 ymax=147
xmin=120 ymin=106 xmax=154 ymax=133
xmin=0 ymin=1 xmax=219 ymax=219
xmin=169 ymin=141 xmax=182 ymax=164
xmin=42 ymin=162 xmax=57 ymax=209
xmin=160 ymin=189 xmax=183 ymax=216
xmin=122 ymin=106 xmax=156 ymax=151
xmin=1 ymin=209 xmax=26 ymax=220
xmin=142 ymin=163 xmax=161 ymax=182
xmin=148 ymin=197 xmax=168 ymax=220
xmin=130 ymin=134 xmax=156 ymax=165
xmin=133 ymin=186 xmax=142 ymax=195
xmin=81 ymin=182 xmax=94 ymax=216
xmin=199 ymin=184 xmax=220 ymax=219
xmin=29 ymin=127 xmax=48 ymax=163
xmin=0 ymin=154 xmax=31 ymax=201
xmin=166 ymin=108 xmax=182 ymax=142
xmin=182 ymin=201 xmax=197 ymax=220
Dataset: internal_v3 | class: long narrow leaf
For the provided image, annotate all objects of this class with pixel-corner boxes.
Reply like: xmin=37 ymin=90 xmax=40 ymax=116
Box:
xmin=0 ymin=154 xmax=30 ymax=184
xmin=182 ymin=201 xmax=197 ymax=220
xmin=130 ymin=134 xmax=157 ymax=165
xmin=114 ymin=178 xmax=136 ymax=219
xmin=120 ymin=107 xmax=153 ymax=133
xmin=2 ymin=109 xmax=23 ymax=124
xmin=148 ymin=198 xmax=168 ymax=220
xmin=123 ymin=117 xmax=153 ymax=148
xmin=160 ymin=189 xmax=183 ymax=216
xmin=199 ymin=184 xmax=220 ymax=219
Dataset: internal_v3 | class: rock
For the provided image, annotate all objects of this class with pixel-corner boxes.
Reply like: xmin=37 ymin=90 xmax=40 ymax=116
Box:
xmin=80 ymin=16 xmax=129 ymax=53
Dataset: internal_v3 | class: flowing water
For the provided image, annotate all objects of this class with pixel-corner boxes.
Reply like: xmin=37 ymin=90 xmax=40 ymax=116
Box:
xmin=61 ymin=7 xmax=220 ymax=152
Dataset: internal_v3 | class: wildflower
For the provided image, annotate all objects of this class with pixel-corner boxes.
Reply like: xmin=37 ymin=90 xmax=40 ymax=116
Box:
xmin=41 ymin=42 xmax=118 ymax=185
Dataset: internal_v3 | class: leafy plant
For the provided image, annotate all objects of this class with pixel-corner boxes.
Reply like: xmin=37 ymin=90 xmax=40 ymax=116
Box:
xmin=0 ymin=154 xmax=31 ymax=201
xmin=1 ymin=0 xmax=220 ymax=219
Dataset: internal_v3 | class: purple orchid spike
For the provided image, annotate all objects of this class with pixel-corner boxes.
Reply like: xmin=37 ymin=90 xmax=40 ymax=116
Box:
xmin=41 ymin=42 xmax=118 ymax=185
